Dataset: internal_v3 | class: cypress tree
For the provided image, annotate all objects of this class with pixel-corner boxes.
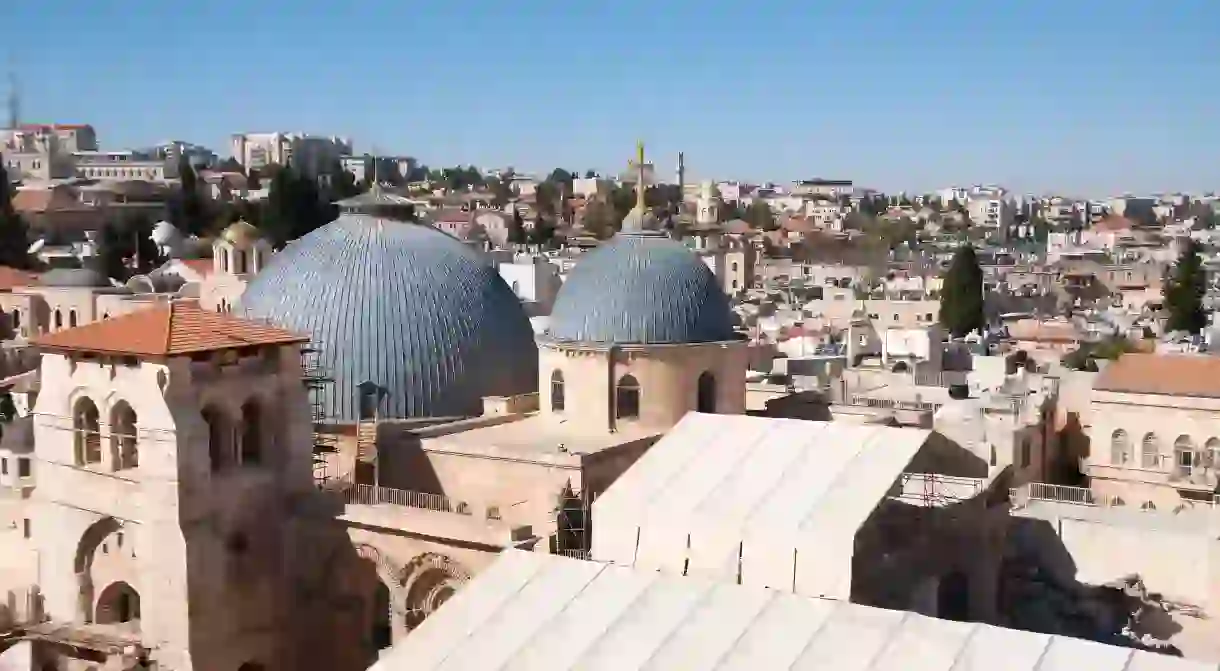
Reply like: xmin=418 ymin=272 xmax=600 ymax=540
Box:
xmin=0 ymin=163 xmax=31 ymax=269
xmin=939 ymin=243 xmax=985 ymax=337
xmin=1164 ymin=238 xmax=1207 ymax=334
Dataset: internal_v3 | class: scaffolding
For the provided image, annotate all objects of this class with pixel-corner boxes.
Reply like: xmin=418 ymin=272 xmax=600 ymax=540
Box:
xmin=300 ymin=340 xmax=337 ymax=486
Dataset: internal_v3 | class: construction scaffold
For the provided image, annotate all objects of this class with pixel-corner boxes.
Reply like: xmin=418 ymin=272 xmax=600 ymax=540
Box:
xmin=300 ymin=340 xmax=337 ymax=486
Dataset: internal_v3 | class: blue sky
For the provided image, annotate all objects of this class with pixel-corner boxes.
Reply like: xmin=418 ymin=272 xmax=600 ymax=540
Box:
xmin=4 ymin=1 xmax=1217 ymax=195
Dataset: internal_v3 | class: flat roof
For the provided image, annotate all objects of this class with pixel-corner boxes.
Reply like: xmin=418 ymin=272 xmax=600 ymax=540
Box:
xmin=591 ymin=413 xmax=929 ymax=599
xmin=375 ymin=550 xmax=1215 ymax=671
xmin=423 ymin=414 xmax=662 ymax=463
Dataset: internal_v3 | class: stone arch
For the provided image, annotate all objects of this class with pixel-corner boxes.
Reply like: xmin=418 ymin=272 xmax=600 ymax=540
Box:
xmin=73 ymin=396 xmax=102 ymax=466
xmin=201 ymin=404 xmax=231 ymax=472
xmin=95 ymin=580 xmax=140 ymax=626
xmin=615 ymin=374 xmax=640 ymax=420
xmin=109 ymin=400 xmax=139 ymax=470
xmin=550 ymin=369 xmax=565 ymax=412
xmin=240 ymin=397 xmax=263 ymax=466
xmin=401 ymin=553 xmax=471 ymax=630
xmin=696 ymin=371 xmax=716 ymax=414
xmin=74 ymin=516 xmax=123 ymax=623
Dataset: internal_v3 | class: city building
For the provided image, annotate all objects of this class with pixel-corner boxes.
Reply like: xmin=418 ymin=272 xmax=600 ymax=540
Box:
xmin=230 ymin=132 xmax=353 ymax=177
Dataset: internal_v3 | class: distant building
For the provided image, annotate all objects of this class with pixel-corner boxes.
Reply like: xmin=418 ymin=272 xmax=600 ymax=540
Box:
xmin=792 ymin=178 xmax=853 ymax=199
xmin=231 ymin=132 xmax=353 ymax=178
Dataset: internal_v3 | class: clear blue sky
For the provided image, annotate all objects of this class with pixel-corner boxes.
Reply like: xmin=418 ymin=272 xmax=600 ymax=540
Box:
xmin=5 ymin=1 xmax=1217 ymax=195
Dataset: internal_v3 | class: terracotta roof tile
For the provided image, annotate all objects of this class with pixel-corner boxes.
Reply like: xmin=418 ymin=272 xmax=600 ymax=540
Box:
xmin=32 ymin=300 xmax=309 ymax=357
xmin=0 ymin=266 xmax=40 ymax=291
xmin=1095 ymin=353 xmax=1220 ymax=399
xmin=180 ymin=259 xmax=214 ymax=276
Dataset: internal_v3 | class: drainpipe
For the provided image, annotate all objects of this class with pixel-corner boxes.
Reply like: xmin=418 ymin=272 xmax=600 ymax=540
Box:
xmin=608 ymin=345 xmax=619 ymax=433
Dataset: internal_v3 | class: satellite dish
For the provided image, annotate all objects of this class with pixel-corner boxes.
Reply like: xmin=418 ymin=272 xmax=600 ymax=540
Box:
xmin=26 ymin=239 xmax=45 ymax=255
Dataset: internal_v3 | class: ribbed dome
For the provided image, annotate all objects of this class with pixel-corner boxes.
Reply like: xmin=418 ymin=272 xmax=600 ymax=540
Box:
xmin=547 ymin=230 xmax=735 ymax=345
xmin=239 ymin=214 xmax=538 ymax=422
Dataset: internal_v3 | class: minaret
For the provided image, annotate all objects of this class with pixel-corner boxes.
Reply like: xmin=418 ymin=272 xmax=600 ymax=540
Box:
xmin=5 ymin=65 xmax=18 ymax=130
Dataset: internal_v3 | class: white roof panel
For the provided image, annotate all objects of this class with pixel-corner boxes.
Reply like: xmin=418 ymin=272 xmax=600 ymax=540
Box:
xmin=591 ymin=413 xmax=929 ymax=599
xmin=375 ymin=551 xmax=1219 ymax=671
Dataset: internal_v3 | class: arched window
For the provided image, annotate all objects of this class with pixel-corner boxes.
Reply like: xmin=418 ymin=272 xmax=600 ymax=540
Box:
xmin=615 ymin=374 xmax=640 ymax=420
xmin=235 ymin=249 xmax=248 ymax=274
xmin=10 ymin=309 xmax=19 ymax=332
xmin=1110 ymin=430 xmax=1129 ymax=466
xmin=696 ymin=371 xmax=716 ymax=413
xmin=1207 ymin=438 xmax=1220 ymax=470
xmin=202 ymin=406 xmax=228 ymax=473
xmin=73 ymin=397 xmax=101 ymax=465
xmin=54 ymin=309 xmax=62 ymax=330
xmin=102 ymin=312 xmax=110 ymax=320
xmin=220 ymin=252 xmax=229 ymax=273
xmin=241 ymin=400 xmax=262 ymax=466
xmin=550 ymin=370 xmax=565 ymax=412
xmin=110 ymin=401 xmax=139 ymax=470
xmin=1141 ymin=433 xmax=1159 ymax=469
xmin=68 ymin=309 xmax=77 ymax=328
xmin=1174 ymin=435 xmax=1196 ymax=480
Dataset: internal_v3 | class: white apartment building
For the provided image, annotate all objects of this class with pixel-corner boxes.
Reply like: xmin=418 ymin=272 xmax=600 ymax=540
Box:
xmin=967 ymin=194 xmax=1015 ymax=237
xmin=231 ymin=132 xmax=353 ymax=177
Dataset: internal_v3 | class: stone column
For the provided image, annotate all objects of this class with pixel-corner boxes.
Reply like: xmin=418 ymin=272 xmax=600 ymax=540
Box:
xmin=77 ymin=572 xmax=93 ymax=623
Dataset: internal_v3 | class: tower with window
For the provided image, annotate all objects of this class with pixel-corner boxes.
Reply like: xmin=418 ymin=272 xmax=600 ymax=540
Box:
xmin=202 ymin=220 xmax=273 ymax=313
xmin=28 ymin=300 xmax=313 ymax=670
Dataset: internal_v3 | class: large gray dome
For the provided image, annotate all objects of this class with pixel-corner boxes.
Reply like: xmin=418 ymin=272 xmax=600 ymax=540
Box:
xmin=547 ymin=230 xmax=735 ymax=345
xmin=239 ymin=214 xmax=538 ymax=422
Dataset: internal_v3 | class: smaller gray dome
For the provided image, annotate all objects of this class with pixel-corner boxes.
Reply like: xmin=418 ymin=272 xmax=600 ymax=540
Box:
xmin=40 ymin=268 xmax=112 ymax=288
xmin=547 ymin=229 xmax=735 ymax=345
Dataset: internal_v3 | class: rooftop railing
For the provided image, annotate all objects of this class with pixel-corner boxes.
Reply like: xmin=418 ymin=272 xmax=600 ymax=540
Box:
xmin=1010 ymin=482 xmax=1220 ymax=510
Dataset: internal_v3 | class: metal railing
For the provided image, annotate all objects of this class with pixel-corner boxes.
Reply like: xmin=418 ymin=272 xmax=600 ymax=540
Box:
xmin=343 ymin=483 xmax=471 ymax=515
xmin=848 ymin=394 xmax=942 ymax=413
xmin=1011 ymin=482 xmax=1220 ymax=510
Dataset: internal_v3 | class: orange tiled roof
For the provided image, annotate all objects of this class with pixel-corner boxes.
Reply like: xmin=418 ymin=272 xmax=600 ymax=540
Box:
xmin=1095 ymin=353 xmax=1220 ymax=399
xmin=32 ymin=300 xmax=309 ymax=357
xmin=0 ymin=266 xmax=39 ymax=291
xmin=180 ymin=259 xmax=214 ymax=276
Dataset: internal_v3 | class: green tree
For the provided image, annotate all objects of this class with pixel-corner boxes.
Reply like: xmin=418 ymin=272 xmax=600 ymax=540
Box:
xmin=1063 ymin=336 xmax=1136 ymax=372
xmin=171 ymin=156 xmax=207 ymax=236
xmin=583 ymin=169 xmax=597 ymax=179
xmin=939 ymin=244 xmax=985 ymax=337
xmin=1164 ymin=238 xmax=1207 ymax=334
xmin=507 ymin=208 xmax=527 ymax=245
xmin=327 ymin=160 xmax=361 ymax=199
xmin=547 ymin=169 xmax=574 ymax=187
xmin=0 ymin=163 xmax=31 ymax=269
xmin=580 ymin=199 xmax=618 ymax=239
xmin=93 ymin=221 xmax=130 ymax=281
xmin=744 ymin=201 xmax=776 ymax=230
xmin=530 ymin=213 xmax=557 ymax=249
xmin=261 ymin=165 xmax=330 ymax=246
xmin=0 ymin=393 xmax=16 ymax=422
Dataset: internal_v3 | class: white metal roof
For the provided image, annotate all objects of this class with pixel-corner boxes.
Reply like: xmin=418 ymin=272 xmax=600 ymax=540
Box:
xmin=590 ymin=412 xmax=931 ymax=599
xmin=374 ymin=550 xmax=1217 ymax=671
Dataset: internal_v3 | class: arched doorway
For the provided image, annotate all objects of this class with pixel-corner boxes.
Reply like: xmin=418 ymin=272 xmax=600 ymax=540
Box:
xmin=95 ymin=581 xmax=140 ymax=625
xmin=937 ymin=571 xmax=970 ymax=621
xmin=402 ymin=554 xmax=469 ymax=630
xmin=696 ymin=371 xmax=716 ymax=413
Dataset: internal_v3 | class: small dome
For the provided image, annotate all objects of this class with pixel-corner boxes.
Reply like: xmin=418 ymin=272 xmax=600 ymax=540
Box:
xmin=220 ymin=220 xmax=262 ymax=246
xmin=39 ymin=268 xmax=112 ymax=288
xmin=547 ymin=229 xmax=735 ymax=345
xmin=150 ymin=220 xmax=183 ymax=245
xmin=239 ymin=213 xmax=538 ymax=422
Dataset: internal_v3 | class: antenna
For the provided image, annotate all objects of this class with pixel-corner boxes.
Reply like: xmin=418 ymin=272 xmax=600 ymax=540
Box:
xmin=5 ymin=55 xmax=19 ymax=130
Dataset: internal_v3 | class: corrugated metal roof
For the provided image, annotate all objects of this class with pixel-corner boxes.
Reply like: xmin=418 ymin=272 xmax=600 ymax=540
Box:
xmin=238 ymin=213 xmax=538 ymax=422
xmin=547 ymin=231 xmax=735 ymax=345
xmin=375 ymin=550 xmax=1216 ymax=671
xmin=591 ymin=413 xmax=930 ymax=599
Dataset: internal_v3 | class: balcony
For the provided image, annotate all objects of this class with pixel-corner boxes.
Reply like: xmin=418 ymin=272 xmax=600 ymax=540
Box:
xmin=1167 ymin=466 xmax=1218 ymax=491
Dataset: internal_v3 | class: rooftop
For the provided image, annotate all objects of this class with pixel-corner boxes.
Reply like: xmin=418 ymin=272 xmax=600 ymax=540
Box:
xmin=32 ymin=300 xmax=309 ymax=357
xmin=422 ymin=413 xmax=662 ymax=463
xmin=591 ymin=413 xmax=930 ymax=598
xmin=376 ymin=550 xmax=1212 ymax=671
xmin=1094 ymin=354 xmax=1220 ymax=399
